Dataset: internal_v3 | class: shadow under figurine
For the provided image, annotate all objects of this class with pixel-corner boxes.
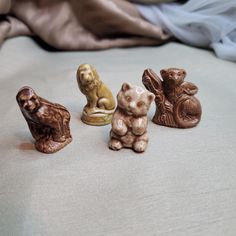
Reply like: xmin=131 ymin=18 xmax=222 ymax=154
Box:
xmin=77 ymin=63 xmax=115 ymax=126
xmin=109 ymin=83 xmax=155 ymax=153
xmin=16 ymin=86 xmax=72 ymax=153
xmin=142 ymin=68 xmax=202 ymax=128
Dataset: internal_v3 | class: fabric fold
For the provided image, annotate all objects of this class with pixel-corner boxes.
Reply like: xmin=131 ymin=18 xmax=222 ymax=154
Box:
xmin=136 ymin=0 xmax=236 ymax=61
xmin=0 ymin=0 xmax=170 ymax=50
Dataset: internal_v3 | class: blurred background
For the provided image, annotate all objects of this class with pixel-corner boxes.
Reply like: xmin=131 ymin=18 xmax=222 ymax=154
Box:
xmin=0 ymin=0 xmax=235 ymax=61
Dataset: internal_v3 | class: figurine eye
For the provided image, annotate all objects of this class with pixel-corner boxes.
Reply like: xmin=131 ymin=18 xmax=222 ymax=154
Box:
xmin=126 ymin=96 xmax=132 ymax=102
xmin=137 ymin=101 xmax=144 ymax=107
xmin=178 ymin=72 xmax=181 ymax=76
xmin=20 ymin=100 xmax=25 ymax=106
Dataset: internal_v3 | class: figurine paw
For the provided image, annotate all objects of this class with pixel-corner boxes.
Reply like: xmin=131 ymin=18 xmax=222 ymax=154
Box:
xmin=84 ymin=106 xmax=95 ymax=115
xmin=53 ymin=135 xmax=66 ymax=143
xmin=133 ymin=140 xmax=147 ymax=153
xmin=109 ymin=139 xmax=123 ymax=151
xmin=132 ymin=127 xmax=145 ymax=136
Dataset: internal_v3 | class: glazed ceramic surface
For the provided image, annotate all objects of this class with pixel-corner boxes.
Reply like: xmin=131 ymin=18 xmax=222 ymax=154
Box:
xmin=109 ymin=82 xmax=154 ymax=153
xmin=142 ymin=68 xmax=202 ymax=128
xmin=16 ymin=86 xmax=72 ymax=153
xmin=77 ymin=64 xmax=115 ymax=126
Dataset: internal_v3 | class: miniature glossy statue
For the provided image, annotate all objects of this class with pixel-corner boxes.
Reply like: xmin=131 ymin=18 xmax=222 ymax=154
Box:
xmin=77 ymin=64 xmax=115 ymax=125
xmin=142 ymin=68 xmax=202 ymax=128
xmin=109 ymin=83 xmax=155 ymax=153
xmin=16 ymin=86 xmax=72 ymax=153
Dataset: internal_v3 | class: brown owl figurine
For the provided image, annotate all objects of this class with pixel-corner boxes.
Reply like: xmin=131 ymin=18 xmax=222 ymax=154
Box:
xmin=16 ymin=86 xmax=72 ymax=153
xmin=142 ymin=68 xmax=202 ymax=128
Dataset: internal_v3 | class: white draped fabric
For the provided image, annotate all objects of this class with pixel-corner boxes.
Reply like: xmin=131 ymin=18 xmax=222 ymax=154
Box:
xmin=136 ymin=0 xmax=236 ymax=61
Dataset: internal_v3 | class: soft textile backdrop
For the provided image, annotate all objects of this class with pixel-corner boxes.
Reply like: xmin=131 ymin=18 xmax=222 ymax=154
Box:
xmin=137 ymin=0 xmax=236 ymax=61
xmin=0 ymin=0 xmax=171 ymax=49
xmin=1 ymin=0 xmax=235 ymax=61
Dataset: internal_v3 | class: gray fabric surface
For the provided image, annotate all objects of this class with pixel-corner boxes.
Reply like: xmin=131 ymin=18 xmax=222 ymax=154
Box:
xmin=0 ymin=37 xmax=236 ymax=236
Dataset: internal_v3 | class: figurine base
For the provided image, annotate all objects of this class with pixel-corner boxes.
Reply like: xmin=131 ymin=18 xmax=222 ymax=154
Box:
xmin=81 ymin=111 xmax=113 ymax=126
xmin=35 ymin=137 xmax=72 ymax=154
xmin=152 ymin=94 xmax=201 ymax=129
xmin=152 ymin=113 xmax=178 ymax=128
xmin=152 ymin=114 xmax=200 ymax=129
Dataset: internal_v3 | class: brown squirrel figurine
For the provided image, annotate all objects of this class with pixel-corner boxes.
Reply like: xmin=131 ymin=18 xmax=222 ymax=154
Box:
xmin=142 ymin=68 xmax=202 ymax=128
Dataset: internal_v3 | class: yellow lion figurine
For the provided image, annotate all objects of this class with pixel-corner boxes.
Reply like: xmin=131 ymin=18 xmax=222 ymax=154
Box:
xmin=77 ymin=63 xmax=115 ymax=125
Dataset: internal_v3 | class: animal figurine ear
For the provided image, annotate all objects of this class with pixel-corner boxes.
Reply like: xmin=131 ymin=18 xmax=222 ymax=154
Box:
xmin=121 ymin=82 xmax=132 ymax=92
xmin=148 ymin=93 xmax=155 ymax=103
xmin=160 ymin=69 xmax=168 ymax=79
xmin=182 ymin=69 xmax=187 ymax=78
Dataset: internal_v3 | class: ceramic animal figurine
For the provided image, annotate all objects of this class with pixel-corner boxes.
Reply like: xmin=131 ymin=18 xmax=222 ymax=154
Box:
xmin=142 ymin=68 xmax=202 ymax=128
xmin=77 ymin=63 xmax=115 ymax=125
xmin=16 ymin=86 xmax=72 ymax=153
xmin=109 ymin=83 xmax=155 ymax=153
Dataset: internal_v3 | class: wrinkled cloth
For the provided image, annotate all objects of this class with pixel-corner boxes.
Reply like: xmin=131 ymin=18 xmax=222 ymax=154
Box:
xmin=0 ymin=0 xmax=171 ymax=50
xmin=136 ymin=0 xmax=236 ymax=61
xmin=130 ymin=0 xmax=175 ymax=4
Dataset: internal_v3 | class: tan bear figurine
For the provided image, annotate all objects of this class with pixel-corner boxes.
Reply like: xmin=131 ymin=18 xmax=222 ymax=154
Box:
xmin=109 ymin=83 xmax=155 ymax=153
